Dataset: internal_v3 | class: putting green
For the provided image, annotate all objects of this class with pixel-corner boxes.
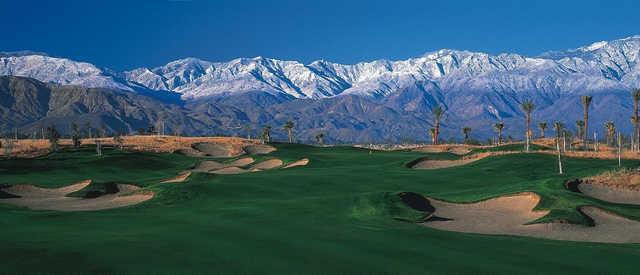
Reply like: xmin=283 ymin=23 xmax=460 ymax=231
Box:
xmin=1 ymin=145 xmax=639 ymax=274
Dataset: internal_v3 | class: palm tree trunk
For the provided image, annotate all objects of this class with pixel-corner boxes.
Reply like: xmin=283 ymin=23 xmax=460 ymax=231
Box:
xmin=633 ymin=98 xmax=640 ymax=151
xmin=434 ymin=121 xmax=440 ymax=145
xmin=583 ymin=110 xmax=588 ymax=145
xmin=526 ymin=114 xmax=531 ymax=152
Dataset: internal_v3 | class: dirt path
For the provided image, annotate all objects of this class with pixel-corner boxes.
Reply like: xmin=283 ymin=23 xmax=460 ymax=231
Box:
xmin=421 ymin=192 xmax=640 ymax=243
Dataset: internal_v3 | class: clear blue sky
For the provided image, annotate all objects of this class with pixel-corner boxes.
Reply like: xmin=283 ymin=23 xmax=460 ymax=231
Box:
xmin=1 ymin=0 xmax=638 ymax=70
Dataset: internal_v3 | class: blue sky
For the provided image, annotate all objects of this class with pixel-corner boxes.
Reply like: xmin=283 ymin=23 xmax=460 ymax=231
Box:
xmin=1 ymin=0 xmax=638 ymax=70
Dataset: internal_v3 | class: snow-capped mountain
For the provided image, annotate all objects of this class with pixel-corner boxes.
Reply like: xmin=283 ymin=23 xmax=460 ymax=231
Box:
xmin=0 ymin=53 xmax=134 ymax=91
xmin=3 ymin=36 xmax=640 ymax=142
xmin=3 ymin=35 xmax=640 ymax=100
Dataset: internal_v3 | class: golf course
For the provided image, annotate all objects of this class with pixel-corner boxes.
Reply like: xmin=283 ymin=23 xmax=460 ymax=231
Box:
xmin=2 ymin=142 xmax=640 ymax=274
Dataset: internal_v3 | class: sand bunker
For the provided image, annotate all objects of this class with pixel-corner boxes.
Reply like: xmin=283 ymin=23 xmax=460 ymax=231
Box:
xmin=193 ymin=160 xmax=227 ymax=172
xmin=209 ymin=167 xmax=249 ymax=174
xmin=243 ymin=144 xmax=276 ymax=155
xmin=420 ymin=192 xmax=640 ymax=243
xmin=411 ymin=152 xmax=517 ymax=170
xmin=578 ymin=184 xmax=640 ymax=205
xmin=412 ymin=158 xmax=480 ymax=169
xmin=448 ymin=147 xmax=472 ymax=156
xmin=191 ymin=142 xmax=242 ymax=157
xmin=283 ymin=158 xmax=310 ymax=169
xmin=251 ymin=159 xmax=283 ymax=170
xmin=566 ymin=170 xmax=640 ymax=205
xmin=0 ymin=180 xmax=153 ymax=211
xmin=176 ymin=148 xmax=208 ymax=157
xmin=160 ymin=171 xmax=192 ymax=183
xmin=193 ymin=157 xmax=255 ymax=173
xmin=195 ymin=157 xmax=306 ymax=175
xmin=229 ymin=157 xmax=255 ymax=166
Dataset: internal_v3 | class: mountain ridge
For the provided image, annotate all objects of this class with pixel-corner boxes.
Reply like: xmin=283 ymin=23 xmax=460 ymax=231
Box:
xmin=2 ymin=36 xmax=640 ymax=142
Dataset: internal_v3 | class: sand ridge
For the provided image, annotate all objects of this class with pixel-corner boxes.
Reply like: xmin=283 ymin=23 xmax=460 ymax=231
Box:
xmin=0 ymin=181 xmax=153 ymax=211
xmin=421 ymin=192 xmax=640 ymax=243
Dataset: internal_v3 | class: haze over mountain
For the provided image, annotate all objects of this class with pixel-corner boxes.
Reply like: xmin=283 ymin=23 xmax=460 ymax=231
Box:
xmin=1 ymin=36 xmax=639 ymax=143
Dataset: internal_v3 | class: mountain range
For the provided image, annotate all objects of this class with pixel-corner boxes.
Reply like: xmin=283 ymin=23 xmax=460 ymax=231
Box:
xmin=2 ymin=36 xmax=640 ymax=143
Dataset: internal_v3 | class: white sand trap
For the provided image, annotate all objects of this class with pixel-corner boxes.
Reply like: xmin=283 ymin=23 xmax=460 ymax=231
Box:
xmin=0 ymin=182 xmax=153 ymax=211
xmin=283 ymin=158 xmax=310 ymax=169
xmin=578 ymin=183 xmax=640 ymax=205
xmin=251 ymin=159 xmax=283 ymax=170
xmin=210 ymin=167 xmax=249 ymax=174
xmin=160 ymin=171 xmax=192 ymax=183
xmin=421 ymin=192 xmax=640 ymax=243
xmin=243 ymin=144 xmax=276 ymax=155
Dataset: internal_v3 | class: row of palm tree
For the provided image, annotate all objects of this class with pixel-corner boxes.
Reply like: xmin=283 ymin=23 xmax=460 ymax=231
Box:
xmin=429 ymin=89 xmax=640 ymax=150
xmin=257 ymin=120 xmax=325 ymax=145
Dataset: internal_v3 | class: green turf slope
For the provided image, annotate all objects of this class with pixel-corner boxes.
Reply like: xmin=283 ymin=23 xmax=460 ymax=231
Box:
xmin=0 ymin=144 xmax=639 ymax=274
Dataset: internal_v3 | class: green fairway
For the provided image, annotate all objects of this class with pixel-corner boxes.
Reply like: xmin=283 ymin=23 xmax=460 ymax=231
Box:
xmin=1 ymin=145 xmax=640 ymax=274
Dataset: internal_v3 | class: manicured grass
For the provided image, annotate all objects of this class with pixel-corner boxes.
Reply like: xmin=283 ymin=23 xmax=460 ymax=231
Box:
xmin=1 ymin=144 xmax=640 ymax=274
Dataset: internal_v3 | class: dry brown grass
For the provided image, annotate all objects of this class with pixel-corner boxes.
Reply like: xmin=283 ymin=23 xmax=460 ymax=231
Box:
xmin=585 ymin=168 xmax=640 ymax=191
xmin=0 ymin=135 xmax=259 ymax=158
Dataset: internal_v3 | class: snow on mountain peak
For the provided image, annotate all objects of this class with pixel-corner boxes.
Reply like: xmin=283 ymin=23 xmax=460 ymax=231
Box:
xmin=4 ymin=35 xmax=640 ymax=99
xmin=578 ymin=41 xmax=608 ymax=52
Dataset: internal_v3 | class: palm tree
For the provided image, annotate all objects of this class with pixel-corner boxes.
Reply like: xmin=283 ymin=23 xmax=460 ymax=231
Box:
xmin=632 ymin=89 xmax=640 ymax=151
xmin=493 ymin=122 xmax=504 ymax=145
xmin=462 ymin=127 xmax=472 ymax=144
xmin=520 ymin=100 xmax=535 ymax=152
xmin=604 ymin=121 xmax=616 ymax=146
xmin=244 ymin=125 xmax=253 ymax=140
xmin=261 ymin=126 xmax=271 ymax=143
xmin=429 ymin=128 xmax=436 ymax=144
xmin=283 ymin=120 xmax=295 ymax=143
xmin=538 ymin=122 xmax=547 ymax=139
xmin=575 ymin=120 xmax=585 ymax=142
xmin=553 ymin=121 xmax=564 ymax=140
xmin=553 ymin=121 xmax=565 ymax=175
xmin=315 ymin=133 xmax=324 ymax=145
xmin=432 ymin=106 xmax=445 ymax=145
xmin=580 ymin=95 xmax=593 ymax=145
